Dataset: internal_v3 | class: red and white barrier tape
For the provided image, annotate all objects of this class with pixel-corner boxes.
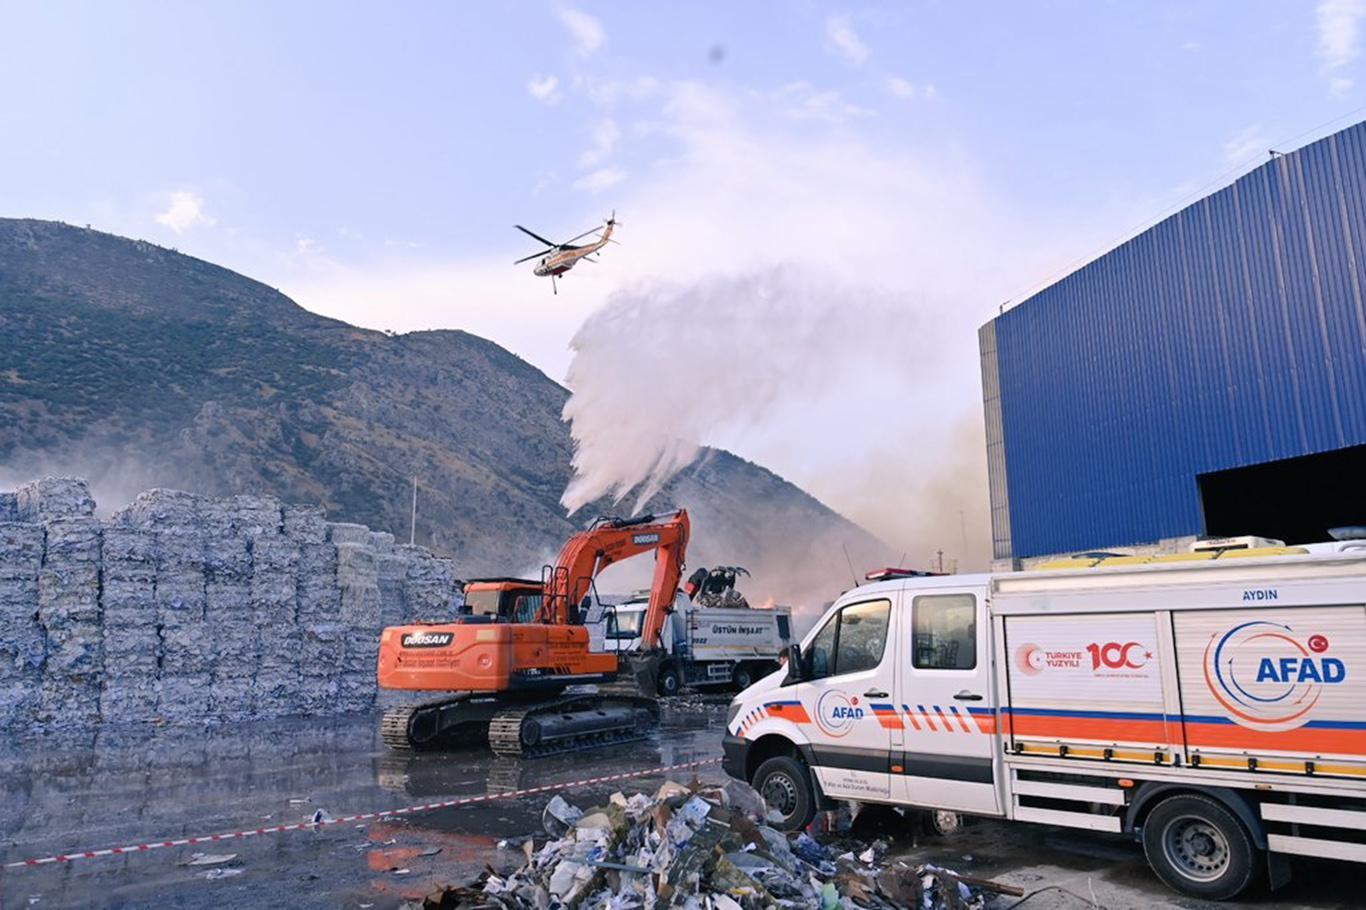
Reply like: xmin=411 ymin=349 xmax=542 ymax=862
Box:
xmin=5 ymin=757 xmax=722 ymax=869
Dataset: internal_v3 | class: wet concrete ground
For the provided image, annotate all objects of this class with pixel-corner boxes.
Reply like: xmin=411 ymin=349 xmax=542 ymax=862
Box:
xmin=0 ymin=703 xmax=728 ymax=909
xmin=0 ymin=701 xmax=1359 ymax=909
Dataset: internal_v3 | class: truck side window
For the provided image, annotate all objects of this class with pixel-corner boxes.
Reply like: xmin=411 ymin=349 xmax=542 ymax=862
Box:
xmin=807 ymin=599 xmax=891 ymax=680
xmin=912 ymin=594 xmax=977 ymax=670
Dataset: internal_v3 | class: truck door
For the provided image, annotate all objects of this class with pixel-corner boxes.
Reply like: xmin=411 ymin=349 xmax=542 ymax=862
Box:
xmin=895 ymin=590 xmax=1001 ymax=816
xmin=799 ymin=596 xmax=897 ymax=801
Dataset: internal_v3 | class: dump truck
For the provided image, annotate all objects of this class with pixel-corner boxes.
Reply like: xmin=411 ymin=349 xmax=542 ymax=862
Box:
xmin=723 ymin=538 xmax=1366 ymax=899
xmin=592 ymin=588 xmax=793 ymax=694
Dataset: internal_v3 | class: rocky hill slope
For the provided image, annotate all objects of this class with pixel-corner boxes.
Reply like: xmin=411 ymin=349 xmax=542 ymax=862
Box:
xmin=0 ymin=218 xmax=885 ymax=600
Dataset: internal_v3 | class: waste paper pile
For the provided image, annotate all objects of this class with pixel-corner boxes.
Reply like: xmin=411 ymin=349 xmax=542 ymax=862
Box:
xmin=412 ymin=779 xmax=994 ymax=910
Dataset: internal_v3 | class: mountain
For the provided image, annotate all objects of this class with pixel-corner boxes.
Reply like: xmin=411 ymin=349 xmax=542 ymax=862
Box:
xmin=0 ymin=218 xmax=886 ymax=602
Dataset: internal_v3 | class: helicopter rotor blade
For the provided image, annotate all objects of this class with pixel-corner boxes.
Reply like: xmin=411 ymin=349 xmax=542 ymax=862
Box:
xmin=514 ymin=225 xmax=558 ymax=247
xmin=514 ymin=248 xmax=553 ymax=265
xmin=561 ymin=225 xmax=606 ymax=245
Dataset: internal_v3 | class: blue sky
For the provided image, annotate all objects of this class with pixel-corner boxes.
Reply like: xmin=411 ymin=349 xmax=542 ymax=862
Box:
xmin=4 ymin=1 xmax=1365 ymax=566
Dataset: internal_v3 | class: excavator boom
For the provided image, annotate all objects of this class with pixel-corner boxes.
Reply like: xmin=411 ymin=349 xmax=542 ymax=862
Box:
xmin=541 ymin=510 xmax=690 ymax=650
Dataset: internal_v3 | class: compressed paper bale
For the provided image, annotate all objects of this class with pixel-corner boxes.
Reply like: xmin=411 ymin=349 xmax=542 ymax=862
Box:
xmin=154 ymin=566 xmax=206 ymax=625
xmin=15 ymin=477 xmax=96 ymax=523
xmin=300 ymin=624 xmax=348 ymax=674
xmin=0 ymin=522 xmax=44 ymax=580
xmin=99 ymin=626 xmax=160 ymax=677
xmin=101 ymin=527 xmax=156 ymax=584
xmin=38 ymin=568 xmax=102 ymax=626
xmin=294 ymin=677 xmax=338 ymax=714
xmin=39 ymin=672 xmax=101 ymax=725
xmin=252 ymin=668 xmax=299 ymax=716
xmin=0 ymin=679 xmax=41 ymax=727
xmin=377 ymin=554 xmax=408 ymax=625
xmin=326 ymin=522 xmax=369 ymax=545
xmin=0 ymin=492 xmax=16 ymax=522
xmin=98 ymin=678 xmax=158 ymax=724
xmin=258 ymin=631 xmax=302 ymax=671
xmin=335 ymin=542 xmax=378 ymax=582
xmin=228 ymin=495 xmax=282 ymax=537
xmin=335 ymin=672 xmax=378 ymax=713
xmin=155 ymin=674 xmax=212 ymax=721
xmin=99 ymin=584 xmax=156 ymax=623
xmin=159 ymin=625 xmax=217 ymax=674
xmin=368 ymin=531 xmax=394 ymax=553
xmin=115 ymin=489 xmax=201 ymax=528
xmin=282 ymin=503 xmax=328 ymax=543
xmin=44 ymin=518 xmax=102 ymax=565
xmin=208 ymin=677 xmax=255 ymax=720
xmin=205 ymin=579 xmax=251 ymax=623
xmin=202 ymin=535 xmax=251 ymax=582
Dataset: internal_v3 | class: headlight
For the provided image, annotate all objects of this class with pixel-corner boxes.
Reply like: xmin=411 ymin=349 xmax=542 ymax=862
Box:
xmin=726 ymin=701 xmax=741 ymax=726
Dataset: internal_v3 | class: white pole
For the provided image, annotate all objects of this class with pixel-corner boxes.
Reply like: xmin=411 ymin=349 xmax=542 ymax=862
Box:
xmin=410 ymin=476 xmax=417 ymax=545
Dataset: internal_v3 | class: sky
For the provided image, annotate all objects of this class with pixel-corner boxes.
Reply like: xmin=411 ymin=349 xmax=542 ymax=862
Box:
xmin=3 ymin=1 xmax=1366 ymax=570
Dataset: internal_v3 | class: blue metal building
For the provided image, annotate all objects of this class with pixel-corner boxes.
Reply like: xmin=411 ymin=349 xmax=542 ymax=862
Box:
xmin=979 ymin=120 xmax=1366 ymax=563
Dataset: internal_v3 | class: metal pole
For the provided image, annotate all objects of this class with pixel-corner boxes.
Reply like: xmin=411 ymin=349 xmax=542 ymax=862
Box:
xmin=410 ymin=476 xmax=417 ymax=545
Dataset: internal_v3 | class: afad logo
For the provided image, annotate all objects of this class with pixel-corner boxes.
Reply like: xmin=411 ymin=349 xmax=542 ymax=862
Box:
xmin=1203 ymin=621 xmax=1345 ymax=732
xmin=814 ymin=690 xmax=864 ymax=738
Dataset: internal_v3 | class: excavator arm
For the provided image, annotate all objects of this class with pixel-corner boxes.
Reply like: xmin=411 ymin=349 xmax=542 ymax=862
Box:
xmin=541 ymin=509 xmax=690 ymax=650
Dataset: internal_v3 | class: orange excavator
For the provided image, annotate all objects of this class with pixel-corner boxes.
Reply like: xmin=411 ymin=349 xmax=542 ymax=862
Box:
xmin=376 ymin=509 xmax=691 ymax=757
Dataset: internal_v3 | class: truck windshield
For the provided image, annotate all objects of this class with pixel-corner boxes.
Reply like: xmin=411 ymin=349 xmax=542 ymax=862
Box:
xmin=611 ymin=608 xmax=645 ymax=638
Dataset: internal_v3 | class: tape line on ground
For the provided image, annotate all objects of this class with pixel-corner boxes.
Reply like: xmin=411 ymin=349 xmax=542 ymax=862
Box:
xmin=6 ymin=756 xmax=723 ymax=869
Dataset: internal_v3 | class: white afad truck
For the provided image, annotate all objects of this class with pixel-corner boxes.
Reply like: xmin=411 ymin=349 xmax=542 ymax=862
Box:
xmin=723 ymin=540 xmax=1366 ymax=899
xmin=598 ymin=592 xmax=793 ymax=695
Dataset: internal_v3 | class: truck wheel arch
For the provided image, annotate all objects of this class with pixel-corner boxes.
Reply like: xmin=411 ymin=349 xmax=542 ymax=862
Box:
xmin=1126 ymin=784 xmax=1267 ymax=850
xmin=743 ymin=735 xmax=836 ymax=811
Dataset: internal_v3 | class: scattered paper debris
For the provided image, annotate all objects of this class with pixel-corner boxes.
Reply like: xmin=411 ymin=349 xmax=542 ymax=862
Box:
xmin=179 ymin=853 xmax=237 ymax=866
xmin=419 ymin=778 xmax=999 ymax=909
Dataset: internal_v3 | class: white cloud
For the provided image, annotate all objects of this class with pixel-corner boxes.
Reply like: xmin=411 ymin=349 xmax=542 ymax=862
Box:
xmin=579 ymin=118 xmax=621 ymax=167
xmin=573 ymin=167 xmax=627 ymax=192
xmin=887 ymin=76 xmax=918 ymax=98
xmin=293 ymin=236 xmax=321 ymax=256
xmin=154 ymin=190 xmax=215 ymax=234
xmin=1317 ymin=0 xmax=1366 ymax=92
xmin=1222 ymin=124 xmax=1269 ymax=165
xmin=826 ymin=16 xmax=869 ymax=64
xmin=886 ymin=77 xmax=938 ymax=101
xmin=527 ymin=73 xmax=560 ymax=103
xmin=580 ymin=75 xmax=662 ymax=106
xmin=560 ymin=8 xmax=606 ymax=58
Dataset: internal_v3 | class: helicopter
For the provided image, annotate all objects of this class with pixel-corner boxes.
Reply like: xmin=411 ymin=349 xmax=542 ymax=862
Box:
xmin=514 ymin=212 xmax=617 ymax=294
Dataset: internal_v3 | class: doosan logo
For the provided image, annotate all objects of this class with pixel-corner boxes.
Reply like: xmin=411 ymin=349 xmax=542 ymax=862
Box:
xmin=401 ymin=631 xmax=454 ymax=648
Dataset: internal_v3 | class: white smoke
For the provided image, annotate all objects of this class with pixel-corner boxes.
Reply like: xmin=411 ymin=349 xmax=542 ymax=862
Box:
xmin=560 ymin=266 xmax=948 ymax=515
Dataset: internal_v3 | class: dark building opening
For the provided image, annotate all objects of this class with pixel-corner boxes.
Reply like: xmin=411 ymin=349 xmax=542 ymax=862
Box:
xmin=1198 ymin=444 xmax=1366 ymax=544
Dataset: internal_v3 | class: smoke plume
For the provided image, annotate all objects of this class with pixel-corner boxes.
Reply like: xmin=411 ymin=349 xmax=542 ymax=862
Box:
xmin=561 ymin=267 xmax=945 ymax=512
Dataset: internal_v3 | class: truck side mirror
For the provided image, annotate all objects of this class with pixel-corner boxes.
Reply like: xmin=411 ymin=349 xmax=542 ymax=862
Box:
xmin=783 ymin=644 xmax=806 ymax=683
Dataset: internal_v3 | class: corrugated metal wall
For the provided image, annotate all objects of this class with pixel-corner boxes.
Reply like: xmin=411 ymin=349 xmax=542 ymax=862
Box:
xmin=986 ymin=120 xmax=1366 ymax=559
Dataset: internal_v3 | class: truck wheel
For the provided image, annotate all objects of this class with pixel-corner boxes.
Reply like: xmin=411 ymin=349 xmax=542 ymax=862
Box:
xmin=753 ymin=755 xmax=815 ymax=831
xmin=656 ymin=664 xmax=681 ymax=696
xmin=1141 ymin=794 xmax=1259 ymax=900
xmin=732 ymin=663 xmax=756 ymax=691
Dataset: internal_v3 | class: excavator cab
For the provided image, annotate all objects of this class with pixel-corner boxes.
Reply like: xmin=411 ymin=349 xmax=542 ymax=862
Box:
xmin=461 ymin=578 xmax=543 ymax=623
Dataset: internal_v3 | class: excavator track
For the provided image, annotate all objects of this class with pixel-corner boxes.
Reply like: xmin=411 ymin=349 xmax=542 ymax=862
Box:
xmin=487 ymin=692 xmax=659 ymax=759
xmin=381 ymin=693 xmax=500 ymax=751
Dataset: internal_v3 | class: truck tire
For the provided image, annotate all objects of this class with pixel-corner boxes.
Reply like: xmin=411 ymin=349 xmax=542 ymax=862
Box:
xmin=656 ymin=664 xmax=682 ymax=696
xmin=1141 ymin=794 xmax=1259 ymax=900
xmin=752 ymin=755 xmax=815 ymax=831
xmin=732 ymin=663 xmax=756 ymax=691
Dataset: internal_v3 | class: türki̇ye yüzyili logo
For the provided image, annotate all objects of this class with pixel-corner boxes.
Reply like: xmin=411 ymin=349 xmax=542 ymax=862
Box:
xmin=1015 ymin=641 xmax=1152 ymax=676
xmin=814 ymin=690 xmax=864 ymax=738
xmin=1203 ymin=621 xmax=1345 ymax=732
